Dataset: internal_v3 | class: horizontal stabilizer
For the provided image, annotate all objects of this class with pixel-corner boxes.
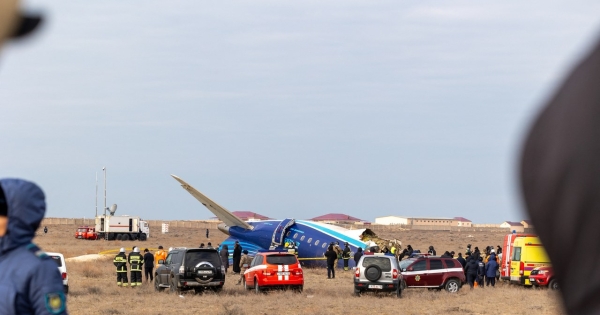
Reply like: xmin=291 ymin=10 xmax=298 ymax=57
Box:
xmin=171 ymin=175 xmax=253 ymax=230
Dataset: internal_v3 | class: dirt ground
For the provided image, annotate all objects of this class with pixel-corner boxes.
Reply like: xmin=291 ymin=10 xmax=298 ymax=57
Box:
xmin=33 ymin=224 xmax=565 ymax=315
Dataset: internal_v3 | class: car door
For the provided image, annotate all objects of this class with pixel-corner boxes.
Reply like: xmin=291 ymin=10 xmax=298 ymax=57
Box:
xmin=424 ymin=259 xmax=445 ymax=287
xmin=404 ymin=260 xmax=427 ymax=287
xmin=246 ymin=255 xmax=260 ymax=286
xmin=158 ymin=253 xmax=174 ymax=285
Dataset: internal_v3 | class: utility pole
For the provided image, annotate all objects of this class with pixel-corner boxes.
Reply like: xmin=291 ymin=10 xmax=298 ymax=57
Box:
xmin=95 ymin=172 xmax=98 ymax=218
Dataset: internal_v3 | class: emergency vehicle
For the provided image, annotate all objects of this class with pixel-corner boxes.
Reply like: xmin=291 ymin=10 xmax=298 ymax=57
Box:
xmin=509 ymin=236 xmax=550 ymax=286
xmin=74 ymin=226 xmax=98 ymax=240
xmin=242 ymin=251 xmax=304 ymax=292
xmin=500 ymin=233 xmax=535 ymax=281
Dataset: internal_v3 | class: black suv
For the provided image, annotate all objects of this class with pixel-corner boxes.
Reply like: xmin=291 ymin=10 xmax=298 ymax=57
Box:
xmin=155 ymin=247 xmax=226 ymax=293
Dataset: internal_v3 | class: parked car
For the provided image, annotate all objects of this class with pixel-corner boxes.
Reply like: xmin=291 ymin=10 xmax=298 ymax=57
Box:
xmin=354 ymin=253 xmax=402 ymax=297
xmin=155 ymin=247 xmax=226 ymax=293
xmin=243 ymin=251 xmax=303 ymax=292
xmin=399 ymin=256 xmax=465 ymax=293
xmin=529 ymin=266 xmax=558 ymax=290
xmin=46 ymin=252 xmax=68 ymax=294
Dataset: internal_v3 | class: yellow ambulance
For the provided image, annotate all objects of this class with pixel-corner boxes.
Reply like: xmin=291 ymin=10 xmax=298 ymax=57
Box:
xmin=509 ymin=236 xmax=551 ymax=286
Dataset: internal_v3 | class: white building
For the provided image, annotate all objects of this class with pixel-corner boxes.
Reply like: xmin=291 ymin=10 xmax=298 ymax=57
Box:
xmin=374 ymin=216 xmax=409 ymax=225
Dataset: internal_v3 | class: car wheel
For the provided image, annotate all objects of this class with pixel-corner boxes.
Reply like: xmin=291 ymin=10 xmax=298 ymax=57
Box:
xmin=296 ymin=285 xmax=303 ymax=293
xmin=140 ymin=234 xmax=147 ymax=241
xmin=400 ymin=279 xmax=407 ymax=290
xmin=354 ymin=288 xmax=361 ymax=296
xmin=115 ymin=234 xmax=122 ymax=241
xmin=242 ymin=278 xmax=252 ymax=290
xmin=254 ymin=278 xmax=262 ymax=293
xmin=444 ymin=279 xmax=460 ymax=293
xmin=64 ymin=285 xmax=69 ymax=294
xmin=121 ymin=234 xmax=129 ymax=241
xmin=364 ymin=265 xmax=382 ymax=282
xmin=213 ymin=286 xmax=223 ymax=293
xmin=549 ymin=279 xmax=559 ymax=290
xmin=131 ymin=234 xmax=138 ymax=241
xmin=169 ymin=281 xmax=179 ymax=294
xmin=154 ymin=277 xmax=163 ymax=292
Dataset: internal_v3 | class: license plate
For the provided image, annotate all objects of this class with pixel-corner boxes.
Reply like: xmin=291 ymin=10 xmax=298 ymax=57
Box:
xmin=277 ymin=272 xmax=290 ymax=276
xmin=198 ymin=271 xmax=212 ymax=274
xmin=368 ymin=285 xmax=383 ymax=289
xmin=530 ymin=279 xmax=536 ymax=282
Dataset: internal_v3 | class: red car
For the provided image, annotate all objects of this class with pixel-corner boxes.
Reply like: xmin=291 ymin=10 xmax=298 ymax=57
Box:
xmin=529 ymin=266 xmax=558 ymax=290
xmin=399 ymin=256 xmax=466 ymax=292
xmin=242 ymin=252 xmax=304 ymax=292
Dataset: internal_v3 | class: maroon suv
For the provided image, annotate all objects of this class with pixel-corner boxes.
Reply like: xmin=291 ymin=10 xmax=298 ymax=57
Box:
xmin=399 ymin=256 xmax=466 ymax=292
xmin=529 ymin=266 xmax=557 ymax=290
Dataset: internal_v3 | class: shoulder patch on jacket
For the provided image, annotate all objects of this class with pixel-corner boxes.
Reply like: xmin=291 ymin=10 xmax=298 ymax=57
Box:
xmin=26 ymin=243 xmax=48 ymax=259
xmin=45 ymin=292 xmax=66 ymax=314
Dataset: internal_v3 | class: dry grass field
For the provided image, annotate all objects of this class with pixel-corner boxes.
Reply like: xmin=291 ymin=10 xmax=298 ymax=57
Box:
xmin=33 ymin=224 xmax=565 ymax=315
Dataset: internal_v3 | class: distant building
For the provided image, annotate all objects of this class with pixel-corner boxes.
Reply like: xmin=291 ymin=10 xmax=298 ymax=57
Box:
xmin=500 ymin=221 xmax=524 ymax=233
xmin=374 ymin=216 xmax=472 ymax=227
xmin=374 ymin=216 xmax=409 ymax=225
xmin=211 ymin=211 xmax=271 ymax=222
xmin=521 ymin=219 xmax=534 ymax=229
xmin=309 ymin=213 xmax=365 ymax=224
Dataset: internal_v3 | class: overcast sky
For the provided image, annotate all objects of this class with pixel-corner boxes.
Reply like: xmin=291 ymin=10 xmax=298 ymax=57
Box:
xmin=1 ymin=1 xmax=599 ymax=223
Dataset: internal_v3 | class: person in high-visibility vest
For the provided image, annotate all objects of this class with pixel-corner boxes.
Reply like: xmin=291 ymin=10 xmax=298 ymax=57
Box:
xmin=128 ymin=247 xmax=143 ymax=287
xmin=113 ymin=248 xmax=128 ymax=287
xmin=155 ymin=245 xmax=167 ymax=266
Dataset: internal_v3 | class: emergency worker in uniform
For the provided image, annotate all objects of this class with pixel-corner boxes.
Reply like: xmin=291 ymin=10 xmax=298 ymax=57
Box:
xmin=342 ymin=242 xmax=351 ymax=271
xmin=155 ymin=245 xmax=167 ymax=266
xmin=0 ymin=179 xmax=67 ymax=314
xmin=237 ymin=250 xmax=252 ymax=285
xmin=114 ymin=248 xmax=128 ymax=287
xmin=128 ymin=247 xmax=143 ymax=287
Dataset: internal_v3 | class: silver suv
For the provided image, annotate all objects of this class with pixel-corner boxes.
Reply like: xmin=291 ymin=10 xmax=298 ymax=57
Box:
xmin=353 ymin=253 xmax=402 ymax=297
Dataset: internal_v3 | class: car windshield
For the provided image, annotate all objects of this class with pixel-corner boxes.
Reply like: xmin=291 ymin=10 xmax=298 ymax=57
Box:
xmin=77 ymin=228 xmax=87 ymax=232
xmin=266 ymin=255 xmax=297 ymax=265
xmin=49 ymin=255 xmax=63 ymax=267
xmin=399 ymin=259 xmax=415 ymax=269
xmin=362 ymin=257 xmax=392 ymax=271
xmin=185 ymin=251 xmax=221 ymax=267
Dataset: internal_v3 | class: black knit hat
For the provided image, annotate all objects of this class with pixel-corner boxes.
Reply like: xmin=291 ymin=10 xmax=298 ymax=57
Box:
xmin=0 ymin=184 xmax=7 ymax=217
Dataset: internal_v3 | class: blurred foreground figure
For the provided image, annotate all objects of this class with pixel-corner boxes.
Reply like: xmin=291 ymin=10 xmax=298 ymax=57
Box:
xmin=0 ymin=0 xmax=42 ymax=48
xmin=0 ymin=179 xmax=67 ymax=314
xmin=521 ymin=39 xmax=600 ymax=314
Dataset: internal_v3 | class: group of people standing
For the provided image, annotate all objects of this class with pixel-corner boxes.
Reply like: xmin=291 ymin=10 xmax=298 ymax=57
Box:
xmin=113 ymin=245 xmax=167 ymax=287
xmin=459 ymin=245 xmax=501 ymax=288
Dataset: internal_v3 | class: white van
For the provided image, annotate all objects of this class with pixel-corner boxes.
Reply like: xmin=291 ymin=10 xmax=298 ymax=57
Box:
xmin=46 ymin=252 xmax=68 ymax=294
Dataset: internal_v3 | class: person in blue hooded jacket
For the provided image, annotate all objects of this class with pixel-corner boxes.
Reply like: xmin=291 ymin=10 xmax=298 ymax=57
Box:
xmin=485 ymin=256 xmax=499 ymax=287
xmin=0 ymin=179 xmax=67 ymax=314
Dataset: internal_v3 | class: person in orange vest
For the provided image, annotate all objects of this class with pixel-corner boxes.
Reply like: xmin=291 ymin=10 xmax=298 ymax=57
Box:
xmin=154 ymin=245 xmax=167 ymax=266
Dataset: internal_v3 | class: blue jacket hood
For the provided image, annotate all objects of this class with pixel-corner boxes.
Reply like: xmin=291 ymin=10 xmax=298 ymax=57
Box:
xmin=0 ymin=179 xmax=45 ymax=255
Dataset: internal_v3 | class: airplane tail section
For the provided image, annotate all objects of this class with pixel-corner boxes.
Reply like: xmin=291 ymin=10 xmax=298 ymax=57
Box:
xmin=171 ymin=175 xmax=253 ymax=230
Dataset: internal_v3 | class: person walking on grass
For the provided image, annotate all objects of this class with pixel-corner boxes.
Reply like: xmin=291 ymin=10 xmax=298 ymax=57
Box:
xmin=237 ymin=250 xmax=252 ymax=285
xmin=325 ymin=245 xmax=338 ymax=279
xmin=477 ymin=256 xmax=485 ymax=288
xmin=154 ymin=245 xmax=167 ymax=266
xmin=143 ymin=248 xmax=154 ymax=283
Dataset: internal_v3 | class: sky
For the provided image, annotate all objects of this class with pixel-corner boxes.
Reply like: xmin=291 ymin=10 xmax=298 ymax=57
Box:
xmin=1 ymin=1 xmax=599 ymax=223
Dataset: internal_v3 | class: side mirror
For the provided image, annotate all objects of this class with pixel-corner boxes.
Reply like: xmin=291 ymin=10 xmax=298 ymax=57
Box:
xmin=401 ymin=268 xmax=406 ymax=272
xmin=158 ymin=259 xmax=165 ymax=264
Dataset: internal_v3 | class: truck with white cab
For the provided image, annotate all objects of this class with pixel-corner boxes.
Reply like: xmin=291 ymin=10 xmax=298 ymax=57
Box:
xmin=95 ymin=215 xmax=150 ymax=241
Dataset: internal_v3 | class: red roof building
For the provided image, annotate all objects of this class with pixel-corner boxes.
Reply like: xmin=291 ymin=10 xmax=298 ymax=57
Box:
xmin=309 ymin=213 xmax=365 ymax=224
